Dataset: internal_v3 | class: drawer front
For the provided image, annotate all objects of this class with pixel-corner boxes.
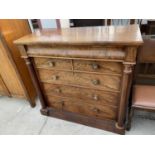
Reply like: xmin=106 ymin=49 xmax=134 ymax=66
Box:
xmin=73 ymin=60 xmax=123 ymax=75
xmin=34 ymin=57 xmax=72 ymax=70
xmin=37 ymin=69 xmax=121 ymax=92
xmin=42 ymin=83 xmax=119 ymax=107
xmin=27 ymin=46 xmax=125 ymax=60
xmin=46 ymin=95 xmax=117 ymax=120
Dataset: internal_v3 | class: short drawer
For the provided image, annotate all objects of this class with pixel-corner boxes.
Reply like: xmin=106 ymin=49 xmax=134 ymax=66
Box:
xmin=73 ymin=60 xmax=123 ymax=75
xmin=42 ymin=83 xmax=119 ymax=107
xmin=46 ymin=95 xmax=117 ymax=120
xmin=34 ymin=57 xmax=72 ymax=70
xmin=37 ymin=69 xmax=121 ymax=92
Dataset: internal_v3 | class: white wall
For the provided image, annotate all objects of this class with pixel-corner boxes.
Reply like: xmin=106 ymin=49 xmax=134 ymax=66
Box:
xmin=60 ymin=19 xmax=70 ymax=28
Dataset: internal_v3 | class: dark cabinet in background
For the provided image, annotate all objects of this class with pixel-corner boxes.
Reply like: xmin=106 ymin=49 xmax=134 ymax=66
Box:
xmin=70 ymin=19 xmax=105 ymax=27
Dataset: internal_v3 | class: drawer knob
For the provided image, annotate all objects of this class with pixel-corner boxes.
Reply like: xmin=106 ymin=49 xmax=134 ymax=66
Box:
xmin=92 ymin=107 xmax=99 ymax=113
xmin=93 ymin=94 xmax=99 ymax=101
xmin=91 ymin=63 xmax=99 ymax=70
xmin=55 ymin=88 xmax=61 ymax=93
xmin=51 ymin=75 xmax=59 ymax=80
xmin=91 ymin=79 xmax=100 ymax=85
xmin=48 ymin=61 xmax=55 ymax=67
xmin=59 ymin=101 xmax=64 ymax=105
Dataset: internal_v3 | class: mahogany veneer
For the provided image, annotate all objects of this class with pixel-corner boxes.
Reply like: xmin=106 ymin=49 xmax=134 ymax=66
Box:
xmin=15 ymin=25 xmax=143 ymax=134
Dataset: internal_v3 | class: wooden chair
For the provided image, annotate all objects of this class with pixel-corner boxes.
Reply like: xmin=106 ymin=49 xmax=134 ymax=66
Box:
xmin=127 ymin=37 xmax=155 ymax=130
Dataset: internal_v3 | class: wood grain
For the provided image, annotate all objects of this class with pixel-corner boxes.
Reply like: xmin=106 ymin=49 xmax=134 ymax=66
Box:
xmin=0 ymin=75 xmax=10 ymax=96
xmin=27 ymin=46 xmax=125 ymax=60
xmin=14 ymin=25 xmax=143 ymax=46
xmin=46 ymin=95 xmax=117 ymax=120
xmin=73 ymin=60 xmax=123 ymax=75
xmin=41 ymin=83 xmax=119 ymax=107
xmin=37 ymin=69 xmax=121 ymax=92
xmin=0 ymin=19 xmax=36 ymax=106
xmin=0 ymin=37 xmax=25 ymax=97
xmin=34 ymin=57 xmax=72 ymax=70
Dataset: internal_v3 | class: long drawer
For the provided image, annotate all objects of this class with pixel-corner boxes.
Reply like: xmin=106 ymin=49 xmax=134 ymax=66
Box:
xmin=37 ymin=69 xmax=121 ymax=92
xmin=41 ymin=83 xmax=119 ymax=107
xmin=46 ymin=95 xmax=117 ymax=120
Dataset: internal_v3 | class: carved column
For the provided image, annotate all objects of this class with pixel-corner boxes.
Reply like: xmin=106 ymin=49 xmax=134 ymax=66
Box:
xmin=17 ymin=45 xmax=47 ymax=110
xmin=116 ymin=63 xmax=133 ymax=129
xmin=24 ymin=57 xmax=47 ymax=109
xmin=116 ymin=46 xmax=137 ymax=130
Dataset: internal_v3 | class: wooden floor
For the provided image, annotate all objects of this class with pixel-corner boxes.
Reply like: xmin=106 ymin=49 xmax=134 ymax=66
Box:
xmin=0 ymin=96 xmax=155 ymax=135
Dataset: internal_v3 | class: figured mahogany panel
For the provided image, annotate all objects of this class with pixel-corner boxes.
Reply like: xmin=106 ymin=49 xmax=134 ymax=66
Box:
xmin=27 ymin=46 xmax=125 ymax=61
xmin=37 ymin=69 xmax=121 ymax=92
xmin=46 ymin=95 xmax=117 ymax=120
xmin=41 ymin=83 xmax=119 ymax=107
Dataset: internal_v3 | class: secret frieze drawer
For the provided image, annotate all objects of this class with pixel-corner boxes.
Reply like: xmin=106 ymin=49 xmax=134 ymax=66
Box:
xmin=27 ymin=46 xmax=125 ymax=60
xmin=41 ymin=83 xmax=119 ymax=107
xmin=37 ymin=69 xmax=121 ymax=92
xmin=34 ymin=57 xmax=123 ymax=75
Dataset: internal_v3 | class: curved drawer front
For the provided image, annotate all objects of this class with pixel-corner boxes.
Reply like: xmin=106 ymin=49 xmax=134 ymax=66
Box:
xmin=46 ymin=95 xmax=117 ymax=120
xmin=37 ymin=69 xmax=121 ymax=92
xmin=34 ymin=57 xmax=72 ymax=70
xmin=73 ymin=60 xmax=123 ymax=75
xmin=42 ymin=83 xmax=119 ymax=107
xmin=28 ymin=46 xmax=125 ymax=60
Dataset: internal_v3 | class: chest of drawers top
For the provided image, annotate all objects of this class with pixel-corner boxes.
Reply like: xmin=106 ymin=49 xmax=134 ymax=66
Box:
xmin=15 ymin=25 xmax=143 ymax=62
xmin=15 ymin=25 xmax=142 ymax=46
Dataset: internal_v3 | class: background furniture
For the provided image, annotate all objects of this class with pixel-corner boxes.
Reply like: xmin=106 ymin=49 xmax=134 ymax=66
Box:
xmin=127 ymin=85 xmax=155 ymax=130
xmin=70 ymin=19 xmax=105 ymax=27
xmin=28 ymin=19 xmax=60 ymax=31
xmin=0 ymin=74 xmax=10 ymax=96
xmin=127 ymin=36 xmax=155 ymax=130
xmin=134 ymin=36 xmax=155 ymax=85
xmin=0 ymin=19 xmax=36 ymax=107
xmin=15 ymin=25 xmax=143 ymax=134
xmin=70 ymin=19 xmax=139 ymax=27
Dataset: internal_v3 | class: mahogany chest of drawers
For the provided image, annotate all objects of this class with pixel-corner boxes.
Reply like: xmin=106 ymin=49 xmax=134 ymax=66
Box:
xmin=15 ymin=25 xmax=143 ymax=134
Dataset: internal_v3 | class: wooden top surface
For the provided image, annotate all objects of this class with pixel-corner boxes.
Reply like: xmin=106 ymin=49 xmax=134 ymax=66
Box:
xmin=14 ymin=25 xmax=143 ymax=46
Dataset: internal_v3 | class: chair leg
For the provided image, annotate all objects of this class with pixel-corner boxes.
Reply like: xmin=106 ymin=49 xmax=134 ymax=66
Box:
xmin=126 ymin=107 xmax=134 ymax=131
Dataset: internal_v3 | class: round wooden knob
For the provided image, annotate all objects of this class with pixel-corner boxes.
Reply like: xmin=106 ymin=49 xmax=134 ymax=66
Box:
xmin=93 ymin=94 xmax=99 ymax=101
xmin=55 ymin=88 xmax=61 ymax=93
xmin=92 ymin=107 xmax=99 ymax=113
xmin=91 ymin=63 xmax=99 ymax=70
xmin=59 ymin=101 xmax=64 ymax=106
xmin=51 ymin=75 xmax=59 ymax=80
xmin=48 ymin=61 xmax=55 ymax=67
xmin=91 ymin=79 xmax=100 ymax=85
